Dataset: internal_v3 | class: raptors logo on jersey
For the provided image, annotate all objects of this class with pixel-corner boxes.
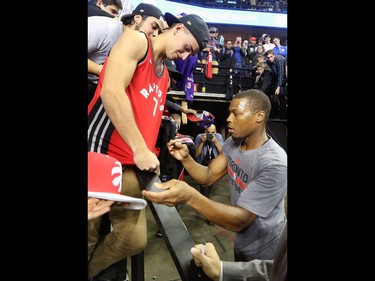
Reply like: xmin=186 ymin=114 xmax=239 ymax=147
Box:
xmin=88 ymin=34 xmax=169 ymax=165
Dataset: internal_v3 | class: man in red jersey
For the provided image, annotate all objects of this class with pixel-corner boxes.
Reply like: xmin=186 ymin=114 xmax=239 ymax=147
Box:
xmin=87 ymin=12 xmax=209 ymax=280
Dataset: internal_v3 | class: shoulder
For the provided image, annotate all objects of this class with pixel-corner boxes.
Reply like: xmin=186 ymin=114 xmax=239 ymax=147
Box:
xmin=88 ymin=16 xmax=119 ymax=30
xmin=223 ymin=136 xmax=239 ymax=149
xmin=119 ymin=30 xmax=147 ymax=45
xmin=115 ymin=31 xmax=148 ymax=56
xmin=194 ymin=133 xmax=203 ymax=141
xmin=261 ymin=139 xmax=287 ymax=163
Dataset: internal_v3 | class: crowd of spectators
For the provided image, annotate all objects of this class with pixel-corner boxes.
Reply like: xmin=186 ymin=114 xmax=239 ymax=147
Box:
xmin=170 ymin=0 xmax=288 ymax=13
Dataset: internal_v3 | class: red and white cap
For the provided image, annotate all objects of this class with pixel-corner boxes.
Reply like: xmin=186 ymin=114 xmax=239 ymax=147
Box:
xmin=88 ymin=152 xmax=147 ymax=210
xmin=186 ymin=110 xmax=215 ymax=128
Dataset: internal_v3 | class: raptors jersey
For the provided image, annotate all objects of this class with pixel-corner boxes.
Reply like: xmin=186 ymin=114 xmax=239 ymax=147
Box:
xmin=88 ymin=34 xmax=169 ymax=165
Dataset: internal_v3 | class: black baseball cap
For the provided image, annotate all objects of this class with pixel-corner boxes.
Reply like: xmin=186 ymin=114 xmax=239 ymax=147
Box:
xmin=164 ymin=59 xmax=182 ymax=81
xmin=164 ymin=12 xmax=209 ymax=51
xmin=121 ymin=3 xmax=164 ymax=23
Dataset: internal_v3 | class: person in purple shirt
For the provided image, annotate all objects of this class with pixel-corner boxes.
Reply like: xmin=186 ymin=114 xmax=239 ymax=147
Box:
xmin=166 ymin=12 xmax=200 ymax=102
xmin=174 ymin=54 xmax=198 ymax=102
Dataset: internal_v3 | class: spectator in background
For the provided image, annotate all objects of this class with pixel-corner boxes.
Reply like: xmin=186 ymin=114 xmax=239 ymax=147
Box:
xmin=218 ymin=40 xmax=235 ymax=75
xmin=200 ymin=26 xmax=222 ymax=63
xmin=255 ymin=44 xmax=266 ymax=57
xmin=88 ymin=0 xmax=123 ymax=17
xmin=194 ymin=123 xmax=224 ymax=221
xmin=265 ymin=49 xmax=287 ymax=119
xmin=262 ymin=34 xmax=275 ymax=52
xmin=88 ymin=3 xmax=164 ymax=104
xmin=253 ymin=63 xmax=274 ymax=97
xmin=252 ymin=62 xmax=279 ymax=118
xmin=258 ymin=33 xmax=267 ymax=45
xmin=272 ymin=37 xmax=287 ymax=58
xmin=174 ymin=53 xmax=199 ymax=102
xmin=249 ymin=50 xmax=266 ymax=86
xmin=250 ymin=45 xmax=266 ymax=70
xmin=273 ymin=0 xmax=282 ymax=12
xmin=166 ymin=13 xmax=201 ymax=103
xmin=250 ymin=53 xmax=265 ymax=72
xmin=240 ymin=39 xmax=251 ymax=77
xmin=232 ymin=36 xmax=244 ymax=76
xmin=247 ymin=36 xmax=259 ymax=62
xmin=164 ymin=59 xmax=197 ymax=116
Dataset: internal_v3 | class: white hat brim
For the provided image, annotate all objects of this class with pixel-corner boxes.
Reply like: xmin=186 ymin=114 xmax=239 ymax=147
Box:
xmin=88 ymin=192 xmax=147 ymax=210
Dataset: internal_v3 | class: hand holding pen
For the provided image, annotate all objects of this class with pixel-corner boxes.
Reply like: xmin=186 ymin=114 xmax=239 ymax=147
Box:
xmin=191 ymin=241 xmax=222 ymax=280
xmin=201 ymin=240 xmax=206 ymax=255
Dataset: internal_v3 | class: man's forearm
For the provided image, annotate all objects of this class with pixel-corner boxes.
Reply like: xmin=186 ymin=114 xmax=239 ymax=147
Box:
xmin=181 ymin=154 xmax=210 ymax=184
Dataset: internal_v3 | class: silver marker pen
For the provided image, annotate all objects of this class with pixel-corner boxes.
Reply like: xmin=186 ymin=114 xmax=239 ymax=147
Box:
xmin=201 ymin=240 xmax=206 ymax=255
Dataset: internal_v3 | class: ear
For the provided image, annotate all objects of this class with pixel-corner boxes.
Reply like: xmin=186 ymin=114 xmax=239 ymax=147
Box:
xmin=173 ymin=23 xmax=185 ymax=34
xmin=133 ymin=15 xmax=142 ymax=24
xmin=255 ymin=110 xmax=266 ymax=123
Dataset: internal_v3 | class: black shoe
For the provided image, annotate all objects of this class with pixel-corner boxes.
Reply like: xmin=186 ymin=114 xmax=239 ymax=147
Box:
xmin=155 ymin=230 xmax=163 ymax=238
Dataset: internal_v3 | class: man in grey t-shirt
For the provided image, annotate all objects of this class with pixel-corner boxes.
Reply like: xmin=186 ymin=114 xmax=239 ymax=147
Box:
xmin=142 ymin=89 xmax=287 ymax=262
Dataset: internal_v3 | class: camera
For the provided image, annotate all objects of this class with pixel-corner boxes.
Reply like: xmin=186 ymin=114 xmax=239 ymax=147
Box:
xmin=206 ymin=133 xmax=214 ymax=141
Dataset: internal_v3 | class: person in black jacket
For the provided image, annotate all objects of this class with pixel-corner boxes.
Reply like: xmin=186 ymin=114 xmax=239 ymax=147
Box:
xmin=218 ymin=40 xmax=236 ymax=75
xmin=264 ymin=49 xmax=287 ymax=119
xmin=252 ymin=63 xmax=279 ymax=118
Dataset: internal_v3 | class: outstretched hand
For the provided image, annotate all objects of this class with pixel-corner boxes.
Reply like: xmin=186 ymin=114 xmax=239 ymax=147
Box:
xmin=141 ymin=179 xmax=194 ymax=206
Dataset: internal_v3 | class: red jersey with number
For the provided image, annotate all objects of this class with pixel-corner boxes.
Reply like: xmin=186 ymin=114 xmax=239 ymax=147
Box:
xmin=88 ymin=34 xmax=169 ymax=165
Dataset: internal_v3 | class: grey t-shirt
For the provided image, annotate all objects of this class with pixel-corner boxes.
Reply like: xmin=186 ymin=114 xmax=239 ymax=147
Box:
xmin=88 ymin=16 xmax=123 ymax=84
xmin=222 ymin=136 xmax=287 ymax=261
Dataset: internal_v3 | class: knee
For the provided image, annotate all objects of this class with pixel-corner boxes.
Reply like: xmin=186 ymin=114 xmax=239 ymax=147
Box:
xmin=130 ymin=235 xmax=147 ymax=254
xmin=112 ymin=228 xmax=147 ymax=256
